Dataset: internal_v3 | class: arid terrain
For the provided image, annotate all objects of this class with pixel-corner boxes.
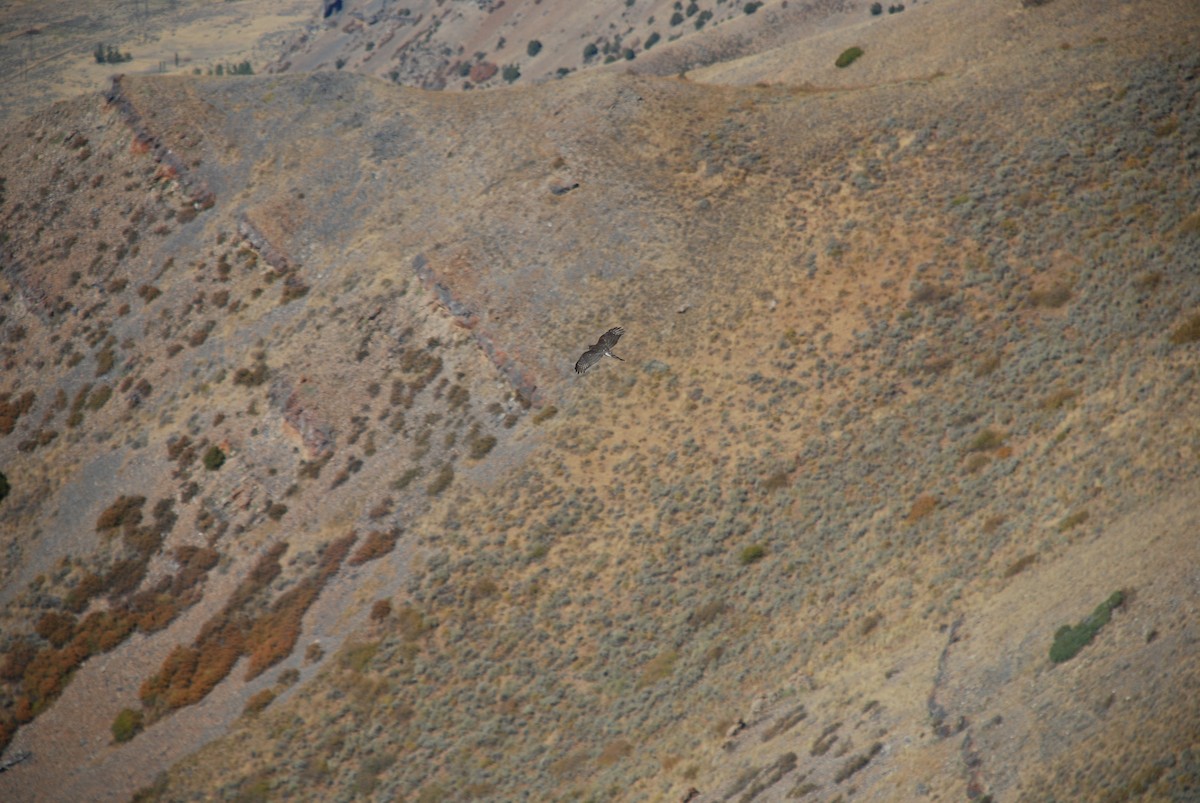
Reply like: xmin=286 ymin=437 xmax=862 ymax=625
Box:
xmin=1 ymin=0 xmax=1199 ymax=801
xmin=0 ymin=0 xmax=313 ymax=127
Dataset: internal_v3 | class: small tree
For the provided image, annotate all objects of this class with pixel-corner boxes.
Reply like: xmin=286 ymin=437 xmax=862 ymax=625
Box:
xmin=94 ymin=43 xmax=133 ymax=64
xmin=527 ymin=40 xmax=542 ymax=57
xmin=501 ymin=64 xmax=520 ymax=83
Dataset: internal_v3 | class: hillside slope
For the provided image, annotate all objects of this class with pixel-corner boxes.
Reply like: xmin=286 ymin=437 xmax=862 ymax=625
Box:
xmin=1 ymin=0 xmax=1199 ymax=800
xmin=268 ymin=0 xmax=856 ymax=90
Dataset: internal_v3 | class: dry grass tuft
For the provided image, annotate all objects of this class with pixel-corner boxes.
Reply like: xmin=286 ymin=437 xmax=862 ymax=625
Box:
xmin=348 ymin=529 xmax=401 ymax=566
xmin=1029 ymin=283 xmax=1073 ymax=309
xmin=905 ymin=494 xmax=939 ymax=525
xmin=1168 ymin=312 xmax=1200 ymax=345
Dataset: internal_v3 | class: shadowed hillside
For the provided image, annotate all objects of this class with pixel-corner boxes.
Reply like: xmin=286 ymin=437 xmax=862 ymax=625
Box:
xmin=1 ymin=0 xmax=1199 ymax=800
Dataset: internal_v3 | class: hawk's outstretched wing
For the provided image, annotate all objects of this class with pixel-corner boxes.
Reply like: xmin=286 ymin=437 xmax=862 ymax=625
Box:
xmin=575 ymin=327 xmax=626 ymax=374
xmin=574 ymin=348 xmax=603 ymax=374
xmin=596 ymin=326 xmax=624 ymax=351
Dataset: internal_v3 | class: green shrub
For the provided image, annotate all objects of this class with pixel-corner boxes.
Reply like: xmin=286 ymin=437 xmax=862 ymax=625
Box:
xmin=1049 ymin=591 xmax=1125 ymax=663
xmin=233 ymin=359 xmax=269 ymax=386
xmin=86 ymin=384 xmax=113 ymax=411
xmin=527 ymin=40 xmax=542 ymax=57
xmin=502 ymin=64 xmax=520 ymax=83
xmin=835 ymin=743 xmax=883 ymax=783
xmin=279 ymin=278 xmax=309 ymax=305
xmin=203 ymin=445 xmax=226 ymax=471
xmin=966 ymin=428 xmax=1005 ymax=452
xmin=392 ymin=467 xmax=420 ymax=490
xmin=468 ymin=434 xmax=497 ymax=459
xmin=95 ymin=347 xmax=116 ymax=376
xmin=277 ymin=668 xmax=300 ymax=687
xmin=112 ymin=707 xmax=144 ymax=743
xmin=835 ymin=46 xmax=864 ymax=68
xmin=740 ymin=544 xmax=766 ymax=565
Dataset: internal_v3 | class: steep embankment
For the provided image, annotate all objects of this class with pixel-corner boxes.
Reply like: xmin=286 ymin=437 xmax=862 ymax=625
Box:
xmin=1 ymin=0 xmax=1198 ymax=800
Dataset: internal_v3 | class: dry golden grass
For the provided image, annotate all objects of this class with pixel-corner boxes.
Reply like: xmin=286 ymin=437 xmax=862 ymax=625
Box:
xmin=905 ymin=494 xmax=939 ymax=525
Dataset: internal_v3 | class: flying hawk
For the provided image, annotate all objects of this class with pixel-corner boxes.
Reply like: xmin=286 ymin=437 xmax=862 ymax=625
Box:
xmin=574 ymin=326 xmax=625 ymax=374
